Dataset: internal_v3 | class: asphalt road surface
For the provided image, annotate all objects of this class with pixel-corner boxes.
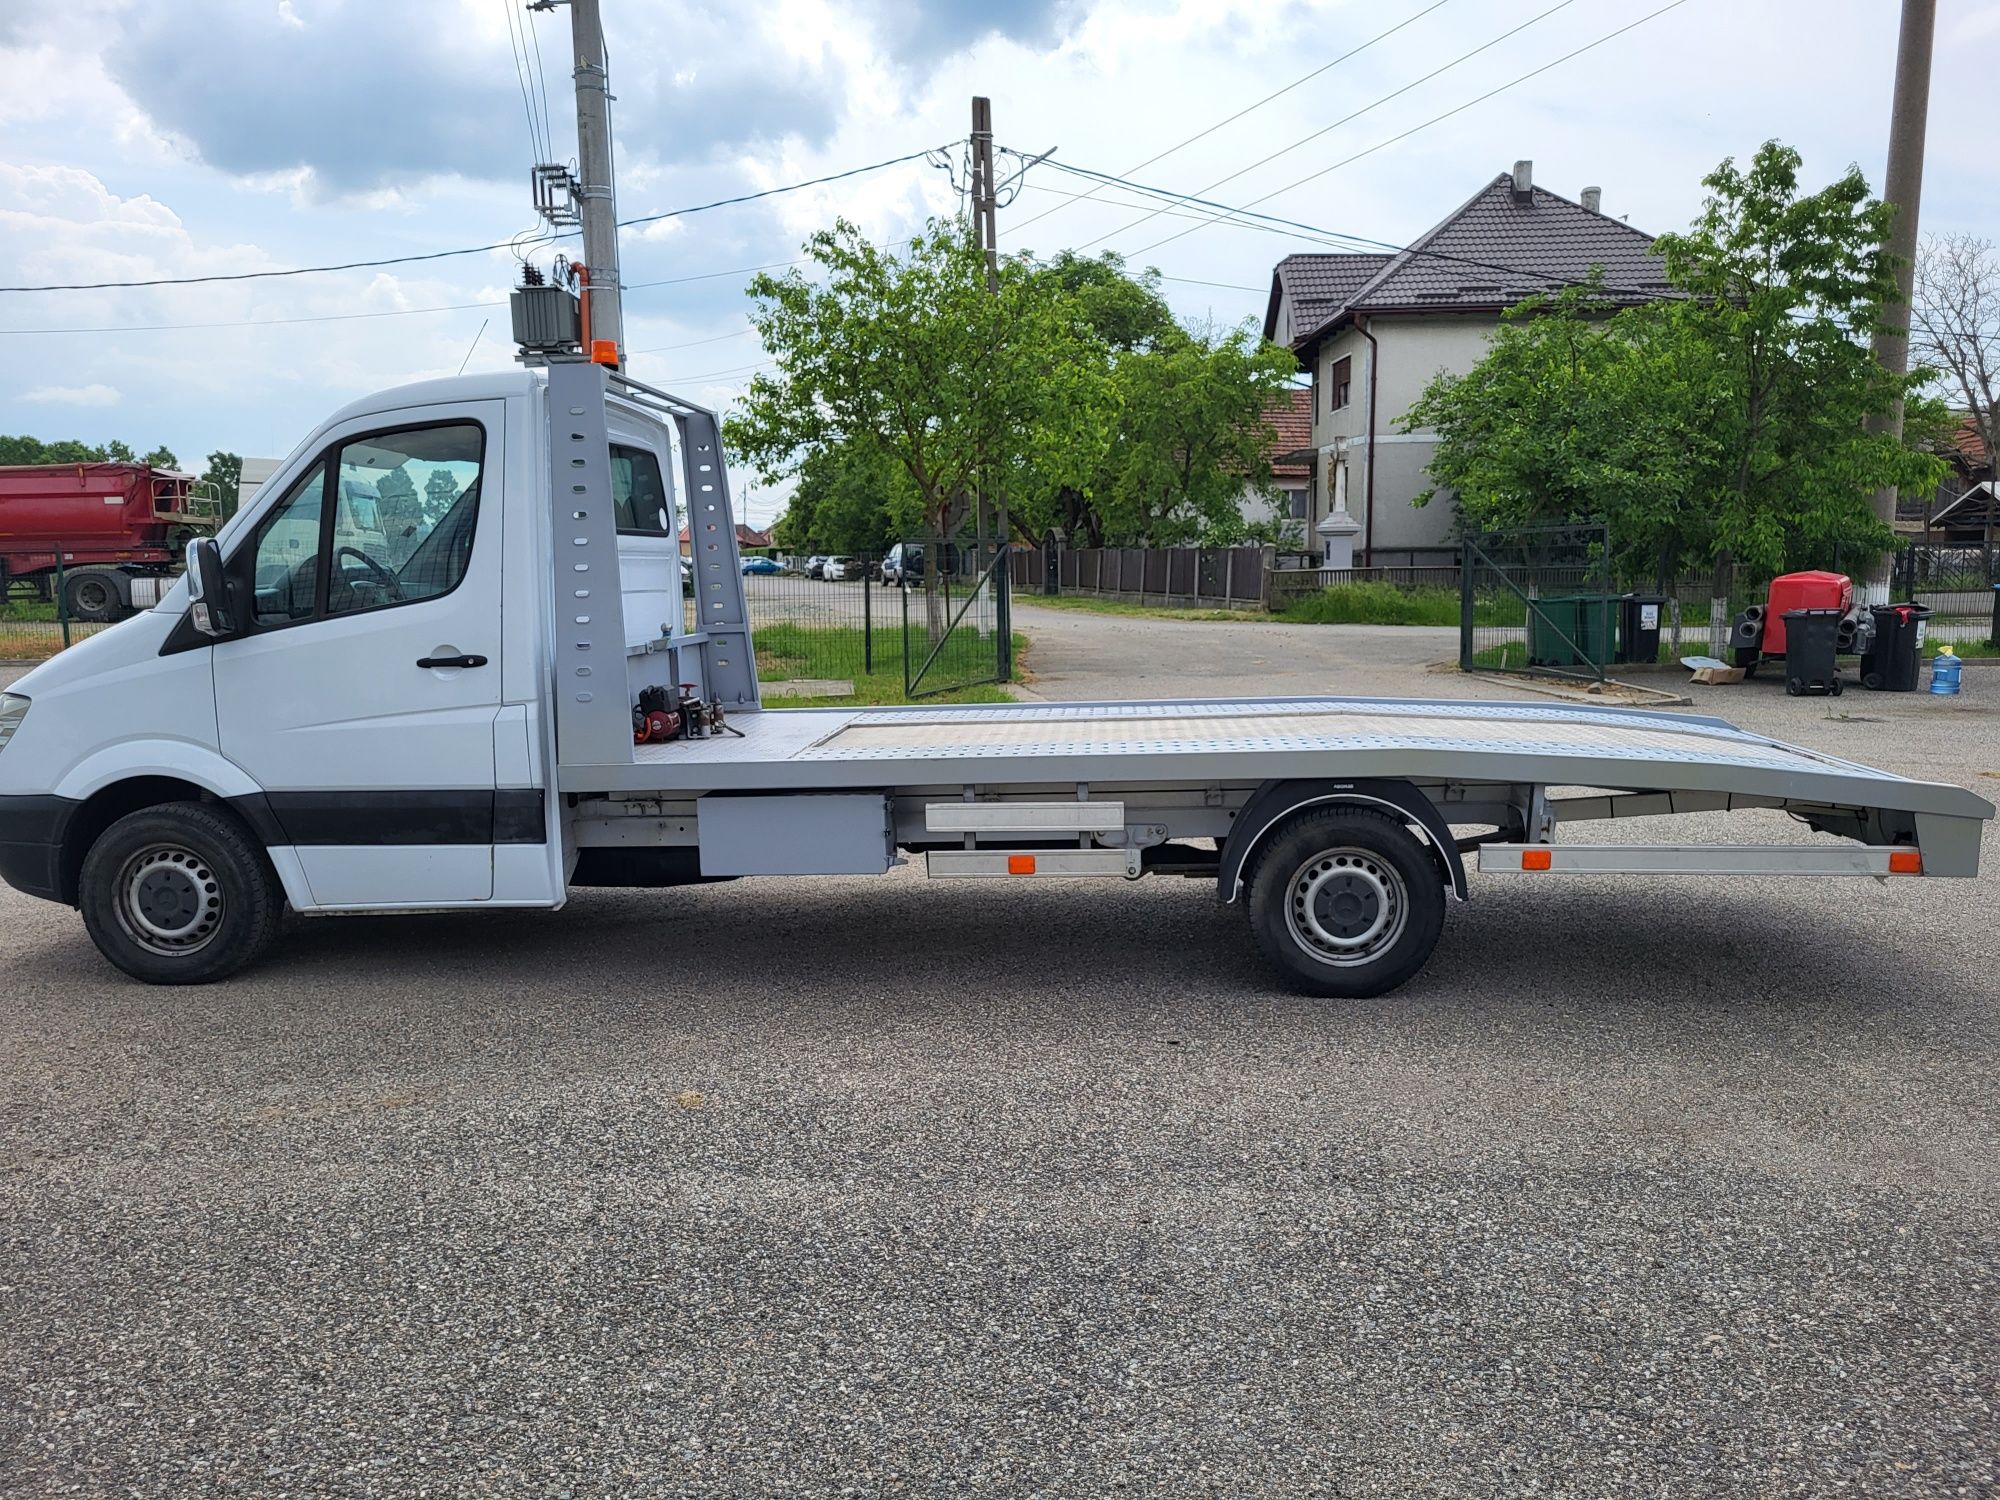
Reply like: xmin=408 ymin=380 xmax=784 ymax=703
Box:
xmin=3 ymin=615 xmax=1998 ymax=1497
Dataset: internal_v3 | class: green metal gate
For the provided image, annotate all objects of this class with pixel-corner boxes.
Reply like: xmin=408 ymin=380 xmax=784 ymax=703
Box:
xmin=903 ymin=537 xmax=1012 ymax=698
xmin=1460 ymin=524 xmax=1615 ymax=684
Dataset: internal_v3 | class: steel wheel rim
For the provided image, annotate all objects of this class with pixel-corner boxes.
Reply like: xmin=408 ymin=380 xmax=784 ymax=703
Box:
xmin=75 ymin=578 xmax=112 ymax=613
xmin=1284 ymin=847 xmax=1407 ymax=968
xmin=114 ymin=843 xmax=224 ymax=957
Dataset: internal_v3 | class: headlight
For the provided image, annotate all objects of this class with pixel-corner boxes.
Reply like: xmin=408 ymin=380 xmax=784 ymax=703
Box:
xmin=0 ymin=693 xmax=29 ymax=753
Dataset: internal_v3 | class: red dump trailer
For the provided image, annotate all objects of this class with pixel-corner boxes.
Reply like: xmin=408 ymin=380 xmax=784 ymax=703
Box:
xmin=0 ymin=463 xmax=217 ymax=621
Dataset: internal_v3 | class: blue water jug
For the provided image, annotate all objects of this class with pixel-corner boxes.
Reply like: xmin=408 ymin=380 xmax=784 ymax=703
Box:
xmin=1928 ymin=650 xmax=1962 ymax=696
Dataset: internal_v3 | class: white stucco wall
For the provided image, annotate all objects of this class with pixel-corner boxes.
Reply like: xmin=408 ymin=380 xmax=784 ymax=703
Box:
xmin=1300 ymin=313 xmax=1498 ymax=557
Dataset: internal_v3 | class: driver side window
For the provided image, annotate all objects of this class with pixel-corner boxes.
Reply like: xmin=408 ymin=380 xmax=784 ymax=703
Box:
xmin=234 ymin=420 xmax=484 ymax=632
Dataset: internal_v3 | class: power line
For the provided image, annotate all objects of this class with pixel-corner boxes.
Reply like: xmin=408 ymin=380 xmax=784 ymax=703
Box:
xmin=617 ymin=145 xmax=952 ymax=230
xmin=1002 ymin=0 xmax=1459 ymax=243
xmin=1031 ymin=158 xmax=1674 ymax=300
xmin=1071 ymin=0 xmax=1582 ymax=254
xmin=499 ymin=0 xmax=548 ymax=166
xmin=1126 ymin=0 xmax=1695 ymax=257
xmin=0 ymin=300 xmax=505 ymax=336
xmin=0 ymin=145 xmax=958 ymax=293
xmin=622 ymin=327 xmax=759 ymax=356
xmin=524 ymin=1 xmax=558 ymax=165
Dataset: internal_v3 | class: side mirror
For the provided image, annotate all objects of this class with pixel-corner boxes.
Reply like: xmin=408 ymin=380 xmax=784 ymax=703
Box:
xmin=184 ymin=537 xmax=235 ymax=637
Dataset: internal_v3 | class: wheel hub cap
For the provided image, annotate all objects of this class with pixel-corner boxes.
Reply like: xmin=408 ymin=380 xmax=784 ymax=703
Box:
xmin=1284 ymin=848 xmax=1408 ymax=968
xmin=116 ymin=846 xmax=224 ymax=956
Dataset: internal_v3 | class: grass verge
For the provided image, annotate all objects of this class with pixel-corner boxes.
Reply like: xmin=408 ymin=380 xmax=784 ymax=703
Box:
xmin=1012 ymin=594 xmax=1255 ymax=622
xmin=755 ymin=621 xmax=1027 ymax=706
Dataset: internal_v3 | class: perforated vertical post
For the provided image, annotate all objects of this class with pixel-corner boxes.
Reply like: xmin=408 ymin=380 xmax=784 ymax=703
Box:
xmin=677 ymin=405 xmax=761 ymax=707
xmin=545 ymin=360 xmax=636 ymax=766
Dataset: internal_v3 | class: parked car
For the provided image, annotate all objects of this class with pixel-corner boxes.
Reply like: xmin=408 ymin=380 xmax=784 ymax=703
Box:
xmin=804 ymin=555 xmax=828 ymax=579
xmin=822 ymin=555 xmax=862 ymax=581
xmin=741 ymin=556 xmax=781 ymax=575
xmin=884 ymin=541 xmax=960 ymax=586
xmin=679 ymin=557 xmax=693 ymax=586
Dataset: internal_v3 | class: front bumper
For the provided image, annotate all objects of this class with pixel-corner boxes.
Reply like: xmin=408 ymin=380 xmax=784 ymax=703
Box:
xmin=0 ymin=795 xmax=74 ymax=904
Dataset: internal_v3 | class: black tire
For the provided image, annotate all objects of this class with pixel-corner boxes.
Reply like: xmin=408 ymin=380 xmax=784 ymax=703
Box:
xmin=1829 ymin=677 xmax=1844 ymax=696
xmin=1243 ymin=807 xmax=1446 ymax=999
xmin=78 ymin=802 xmax=284 ymax=984
xmin=63 ymin=570 xmax=123 ymax=623
xmin=1785 ymin=679 xmax=1802 ymax=696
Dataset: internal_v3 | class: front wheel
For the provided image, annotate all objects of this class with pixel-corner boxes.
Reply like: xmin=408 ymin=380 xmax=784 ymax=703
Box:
xmin=78 ymin=802 xmax=284 ymax=984
xmin=1244 ymin=808 xmax=1446 ymax=999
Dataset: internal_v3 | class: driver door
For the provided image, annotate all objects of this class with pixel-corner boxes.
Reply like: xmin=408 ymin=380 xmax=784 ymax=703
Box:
xmin=212 ymin=402 xmax=505 ymax=906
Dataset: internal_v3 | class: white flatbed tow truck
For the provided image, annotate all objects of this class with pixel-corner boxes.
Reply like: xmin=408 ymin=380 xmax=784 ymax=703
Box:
xmin=0 ymin=360 xmax=1989 ymax=996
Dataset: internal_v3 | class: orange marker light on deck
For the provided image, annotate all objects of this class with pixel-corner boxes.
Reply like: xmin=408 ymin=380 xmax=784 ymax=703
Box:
xmin=589 ymin=339 xmax=620 ymax=366
xmin=1520 ymin=849 xmax=1553 ymax=871
xmin=1007 ymin=854 xmax=1037 ymax=875
xmin=1888 ymin=850 xmax=1922 ymax=875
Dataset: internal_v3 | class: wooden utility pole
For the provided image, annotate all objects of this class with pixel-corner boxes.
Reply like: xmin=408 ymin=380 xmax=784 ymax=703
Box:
xmin=1864 ymin=0 xmax=1936 ymax=600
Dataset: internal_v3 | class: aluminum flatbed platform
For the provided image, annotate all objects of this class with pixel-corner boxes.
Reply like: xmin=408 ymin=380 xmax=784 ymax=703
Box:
xmin=561 ymin=693 xmax=1990 ymax=829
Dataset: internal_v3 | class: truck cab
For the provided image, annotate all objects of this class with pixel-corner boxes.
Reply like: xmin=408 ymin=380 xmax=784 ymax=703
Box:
xmin=0 ymin=369 xmax=687 ymax=976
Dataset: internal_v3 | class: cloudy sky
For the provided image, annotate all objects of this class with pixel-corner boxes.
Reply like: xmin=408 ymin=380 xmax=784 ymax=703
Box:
xmin=3 ymin=0 xmax=1996 ymax=526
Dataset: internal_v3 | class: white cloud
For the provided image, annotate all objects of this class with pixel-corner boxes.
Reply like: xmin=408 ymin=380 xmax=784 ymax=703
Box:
xmin=23 ymin=382 xmax=121 ymax=406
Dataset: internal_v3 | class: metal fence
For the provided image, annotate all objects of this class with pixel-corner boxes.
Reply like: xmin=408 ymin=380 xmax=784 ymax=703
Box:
xmin=1 ymin=549 xmax=119 ymax=662
xmin=1458 ymin=524 xmax=1617 ymax=684
xmin=1892 ymin=543 xmax=1998 ymax=649
xmin=906 ymin=541 xmax=1011 ymax=698
xmin=1008 ymin=543 xmax=1272 ymax=609
xmin=689 ymin=549 xmax=1012 ymax=698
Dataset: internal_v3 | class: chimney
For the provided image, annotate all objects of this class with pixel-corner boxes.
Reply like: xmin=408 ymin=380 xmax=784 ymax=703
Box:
xmin=1511 ymin=159 xmax=1533 ymax=204
xmin=1581 ymin=185 xmax=1603 ymax=214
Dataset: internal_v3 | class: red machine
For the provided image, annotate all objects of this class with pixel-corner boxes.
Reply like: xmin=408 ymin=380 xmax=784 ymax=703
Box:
xmin=1730 ymin=570 xmax=1869 ymax=668
xmin=0 ymin=463 xmax=215 ymax=621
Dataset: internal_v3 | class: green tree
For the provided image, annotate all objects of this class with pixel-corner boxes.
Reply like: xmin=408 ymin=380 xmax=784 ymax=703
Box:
xmin=198 ymin=451 xmax=243 ymax=518
xmin=727 ymin=219 xmax=1111 ymax=632
xmin=0 ymin=435 xmax=184 ymax=470
xmin=1408 ymin=142 xmax=1945 ymax=582
xmin=374 ymin=466 xmax=423 ymax=544
xmin=423 ymin=467 xmax=462 ymax=520
xmin=1095 ymin=323 xmax=1298 ymax=546
xmin=771 ymin=442 xmax=920 ymax=555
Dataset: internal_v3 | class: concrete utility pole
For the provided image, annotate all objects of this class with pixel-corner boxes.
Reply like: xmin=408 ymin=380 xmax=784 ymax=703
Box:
xmin=1865 ymin=0 xmax=1936 ymax=601
xmin=968 ymin=96 xmax=1010 ymax=672
xmin=568 ymin=0 xmax=623 ymax=363
xmin=970 ymin=96 xmax=1000 ymax=293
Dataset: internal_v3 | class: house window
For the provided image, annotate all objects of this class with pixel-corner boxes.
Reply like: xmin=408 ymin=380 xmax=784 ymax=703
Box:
xmin=1329 ymin=355 xmax=1353 ymax=413
xmin=1287 ymin=487 xmax=1309 ymax=520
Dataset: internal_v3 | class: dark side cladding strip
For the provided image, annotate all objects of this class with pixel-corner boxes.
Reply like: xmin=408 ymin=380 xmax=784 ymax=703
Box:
xmin=228 ymin=789 xmax=547 ymax=846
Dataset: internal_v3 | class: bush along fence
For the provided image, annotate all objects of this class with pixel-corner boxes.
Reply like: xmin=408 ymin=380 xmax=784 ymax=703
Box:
xmin=1 ymin=546 xmax=123 ymax=662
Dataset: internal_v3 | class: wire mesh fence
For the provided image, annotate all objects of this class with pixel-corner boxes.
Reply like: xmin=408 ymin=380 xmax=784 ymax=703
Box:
xmin=905 ymin=541 xmax=1010 ymax=698
xmin=1894 ymin=543 xmax=1999 ymax=651
xmin=1458 ymin=525 xmax=1617 ymax=682
xmin=2 ymin=550 xmax=121 ymax=662
xmin=681 ymin=548 xmax=1013 ymax=700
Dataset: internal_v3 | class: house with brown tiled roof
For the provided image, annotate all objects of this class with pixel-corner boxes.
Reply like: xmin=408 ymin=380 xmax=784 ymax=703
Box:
xmin=1261 ymin=161 xmax=1672 ymax=566
xmin=1240 ymin=386 xmax=1314 ymax=537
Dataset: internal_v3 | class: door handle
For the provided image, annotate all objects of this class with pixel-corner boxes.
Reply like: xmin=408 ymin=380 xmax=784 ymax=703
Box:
xmin=417 ymin=654 xmax=489 ymax=669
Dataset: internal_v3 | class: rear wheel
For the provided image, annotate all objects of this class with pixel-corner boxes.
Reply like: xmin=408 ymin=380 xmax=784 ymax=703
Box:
xmin=78 ymin=803 xmax=283 ymax=984
xmin=63 ymin=570 xmax=122 ymax=623
xmin=1244 ymin=808 xmax=1446 ymax=999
